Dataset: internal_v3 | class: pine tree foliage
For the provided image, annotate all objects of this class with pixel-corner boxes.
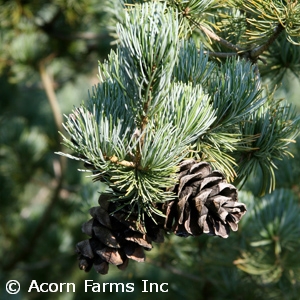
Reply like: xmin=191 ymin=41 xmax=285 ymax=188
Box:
xmin=260 ymin=32 xmax=300 ymax=83
xmin=58 ymin=0 xmax=300 ymax=223
xmin=57 ymin=2 xmax=218 ymax=222
xmin=235 ymin=189 xmax=300 ymax=284
xmin=241 ymin=0 xmax=300 ymax=45
xmin=1 ymin=0 xmax=300 ymax=298
xmin=234 ymin=93 xmax=300 ymax=193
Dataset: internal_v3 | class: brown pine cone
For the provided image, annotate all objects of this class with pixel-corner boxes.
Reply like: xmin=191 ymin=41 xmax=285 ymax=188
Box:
xmin=76 ymin=194 xmax=164 ymax=274
xmin=163 ymin=160 xmax=246 ymax=238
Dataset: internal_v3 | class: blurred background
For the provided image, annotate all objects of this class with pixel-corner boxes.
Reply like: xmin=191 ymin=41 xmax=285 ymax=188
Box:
xmin=1 ymin=1 xmax=300 ymax=299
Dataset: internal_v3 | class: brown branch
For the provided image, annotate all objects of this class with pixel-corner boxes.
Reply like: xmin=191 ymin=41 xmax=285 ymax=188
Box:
xmin=192 ymin=18 xmax=285 ymax=63
xmin=39 ymin=54 xmax=66 ymax=171
xmin=3 ymin=56 xmax=69 ymax=272
xmin=191 ymin=19 xmax=244 ymax=53
xmin=205 ymin=51 xmax=238 ymax=58
xmin=38 ymin=55 xmax=63 ymax=134
xmin=250 ymin=23 xmax=285 ymax=59
xmin=175 ymin=2 xmax=242 ymax=52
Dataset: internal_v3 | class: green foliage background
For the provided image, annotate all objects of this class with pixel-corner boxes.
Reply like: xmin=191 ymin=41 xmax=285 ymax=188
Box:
xmin=1 ymin=1 xmax=300 ymax=299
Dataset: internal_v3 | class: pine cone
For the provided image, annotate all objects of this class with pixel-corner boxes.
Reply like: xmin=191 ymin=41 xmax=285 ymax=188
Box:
xmin=163 ymin=160 xmax=246 ymax=238
xmin=76 ymin=159 xmax=246 ymax=274
xmin=76 ymin=194 xmax=164 ymax=274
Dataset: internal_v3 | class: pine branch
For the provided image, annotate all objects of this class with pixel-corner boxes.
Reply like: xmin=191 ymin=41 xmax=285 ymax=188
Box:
xmin=2 ymin=54 xmax=73 ymax=272
xmin=186 ymin=11 xmax=286 ymax=63
xmin=195 ymin=22 xmax=244 ymax=53
xmin=38 ymin=55 xmax=63 ymax=135
xmin=199 ymin=22 xmax=286 ymax=63
xmin=39 ymin=54 xmax=66 ymax=172
xmin=52 ymin=0 xmax=300 ymax=279
xmin=205 ymin=51 xmax=238 ymax=58
xmin=136 ymin=89 xmax=151 ymax=165
xmin=250 ymin=23 xmax=285 ymax=59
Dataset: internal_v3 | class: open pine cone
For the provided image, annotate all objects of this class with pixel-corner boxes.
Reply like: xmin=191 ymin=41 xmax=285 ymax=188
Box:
xmin=76 ymin=159 xmax=246 ymax=274
xmin=76 ymin=194 xmax=164 ymax=274
xmin=163 ymin=159 xmax=247 ymax=238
